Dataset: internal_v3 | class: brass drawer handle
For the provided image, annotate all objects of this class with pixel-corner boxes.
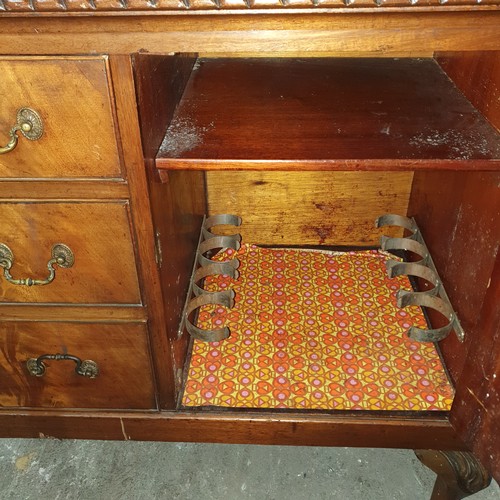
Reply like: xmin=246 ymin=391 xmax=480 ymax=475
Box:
xmin=26 ymin=354 xmax=99 ymax=378
xmin=0 ymin=108 xmax=43 ymax=155
xmin=0 ymin=243 xmax=74 ymax=286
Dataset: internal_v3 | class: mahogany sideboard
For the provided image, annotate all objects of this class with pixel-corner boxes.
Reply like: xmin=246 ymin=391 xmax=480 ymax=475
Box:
xmin=0 ymin=2 xmax=499 ymax=498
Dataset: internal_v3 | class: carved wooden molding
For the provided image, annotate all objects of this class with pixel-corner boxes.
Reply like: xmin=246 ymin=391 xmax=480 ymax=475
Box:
xmin=0 ymin=0 xmax=498 ymax=12
xmin=415 ymin=450 xmax=492 ymax=499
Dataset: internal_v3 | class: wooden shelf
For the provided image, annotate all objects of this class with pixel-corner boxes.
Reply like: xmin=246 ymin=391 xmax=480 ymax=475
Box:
xmin=155 ymin=58 xmax=500 ymax=172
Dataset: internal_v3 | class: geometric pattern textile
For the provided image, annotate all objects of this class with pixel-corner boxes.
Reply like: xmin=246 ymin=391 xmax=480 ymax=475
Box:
xmin=182 ymin=245 xmax=454 ymax=411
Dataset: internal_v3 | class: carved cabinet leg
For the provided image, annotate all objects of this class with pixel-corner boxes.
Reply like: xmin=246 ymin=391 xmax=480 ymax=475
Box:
xmin=414 ymin=450 xmax=492 ymax=500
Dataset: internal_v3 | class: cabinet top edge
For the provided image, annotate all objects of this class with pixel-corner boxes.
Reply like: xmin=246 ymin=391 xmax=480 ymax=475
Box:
xmin=0 ymin=3 xmax=499 ymax=16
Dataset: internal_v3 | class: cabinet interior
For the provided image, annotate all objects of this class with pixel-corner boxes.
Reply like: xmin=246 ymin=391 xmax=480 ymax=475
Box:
xmin=134 ymin=51 xmax=500 ymax=414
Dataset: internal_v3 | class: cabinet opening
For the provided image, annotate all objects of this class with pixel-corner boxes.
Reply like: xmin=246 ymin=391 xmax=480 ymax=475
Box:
xmin=133 ymin=52 xmax=499 ymax=413
xmin=179 ymin=212 xmax=455 ymax=412
xmin=159 ymin=169 xmax=459 ymax=413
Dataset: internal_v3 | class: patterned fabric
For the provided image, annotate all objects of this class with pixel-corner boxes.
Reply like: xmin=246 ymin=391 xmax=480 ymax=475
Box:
xmin=182 ymin=245 xmax=454 ymax=411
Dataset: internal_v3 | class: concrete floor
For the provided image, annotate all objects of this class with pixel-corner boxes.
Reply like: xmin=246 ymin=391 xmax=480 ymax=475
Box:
xmin=0 ymin=440 xmax=499 ymax=500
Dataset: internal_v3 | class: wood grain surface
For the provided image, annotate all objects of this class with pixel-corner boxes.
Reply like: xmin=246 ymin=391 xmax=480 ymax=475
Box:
xmin=451 ymin=253 xmax=500 ymax=482
xmin=0 ymin=201 xmax=141 ymax=304
xmin=436 ymin=51 xmax=500 ymax=133
xmin=0 ymin=409 xmax=465 ymax=451
xmin=0 ymin=57 xmax=122 ymax=179
xmin=1 ymin=13 xmax=499 ymax=57
xmin=408 ymin=171 xmax=500 ymax=383
xmin=207 ymin=171 xmax=412 ymax=246
xmin=156 ymin=58 xmax=500 ymax=171
xmin=133 ymin=54 xmax=205 ymax=403
xmin=0 ymin=322 xmax=155 ymax=409
xmin=1 ymin=0 xmax=499 ymax=12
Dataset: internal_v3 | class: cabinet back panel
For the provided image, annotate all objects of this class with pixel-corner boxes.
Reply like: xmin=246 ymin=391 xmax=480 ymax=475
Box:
xmin=206 ymin=171 xmax=413 ymax=246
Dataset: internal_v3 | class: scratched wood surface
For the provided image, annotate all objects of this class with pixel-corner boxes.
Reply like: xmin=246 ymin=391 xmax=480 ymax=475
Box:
xmin=0 ymin=0 xmax=499 ymax=12
xmin=427 ymin=50 xmax=500 ymax=482
xmin=156 ymin=58 xmax=500 ymax=171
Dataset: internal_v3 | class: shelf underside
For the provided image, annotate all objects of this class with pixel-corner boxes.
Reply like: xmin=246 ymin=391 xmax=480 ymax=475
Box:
xmin=157 ymin=58 xmax=500 ymax=171
xmin=182 ymin=245 xmax=454 ymax=411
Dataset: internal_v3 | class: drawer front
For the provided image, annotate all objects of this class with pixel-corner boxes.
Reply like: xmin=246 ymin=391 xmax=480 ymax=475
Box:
xmin=0 ymin=57 xmax=122 ymax=179
xmin=0 ymin=322 xmax=156 ymax=409
xmin=0 ymin=202 xmax=141 ymax=304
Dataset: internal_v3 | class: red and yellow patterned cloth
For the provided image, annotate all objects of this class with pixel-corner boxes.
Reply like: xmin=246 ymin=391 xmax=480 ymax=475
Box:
xmin=182 ymin=245 xmax=454 ymax=411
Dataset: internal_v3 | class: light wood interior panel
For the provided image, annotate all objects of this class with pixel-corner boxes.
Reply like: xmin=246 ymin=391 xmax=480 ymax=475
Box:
xmin=206 ymin=171 xmax=413 ymax=246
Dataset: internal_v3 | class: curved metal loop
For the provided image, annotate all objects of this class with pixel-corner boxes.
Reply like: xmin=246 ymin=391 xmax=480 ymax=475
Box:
xmin=377 ymin=214 xmax=465 ymax=343
xmin=198 ymin=235 xmax=241 ymax=267
xmin=193 ymin=260 xmax=240 ymax=296
xmin=26 ymin=353 xmax=99 ymax=378
xmin=380 ymin=236 xmax=429 ymax=266
xmin=185 ymin=290 xmax=235 ymax=342
xmin=386 ymin=261 xmax=441 ymax=297
xmin=0 ymin=108 xmax=43 ymax=155
xmin=375 ymin=214 xmax=419 ymax=237
xmin=0 ymin=243 xmax=74 ymax=287
xmin=202 ymin=214 xmax=242 ymax=240
xmin=396 ymin=292 xmax=455 ymax=342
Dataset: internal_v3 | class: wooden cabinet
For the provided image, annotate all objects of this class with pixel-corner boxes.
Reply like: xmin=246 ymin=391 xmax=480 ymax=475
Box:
xmin=137 ymin=51 xmax=500 ymax=485
xmin=0 ymin=56 xmax=156 ymax=411
xmin=0 ymin=8 xmax=499 ymax=497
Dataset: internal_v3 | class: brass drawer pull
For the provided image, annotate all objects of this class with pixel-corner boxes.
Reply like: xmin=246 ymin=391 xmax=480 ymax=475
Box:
xmin=0 ymin=243 xmax=74 ymax=286
xmin=0 ymin=108 xmax=43 ymax=155
xmin=26 ymin=353 xmax=99 ymax=378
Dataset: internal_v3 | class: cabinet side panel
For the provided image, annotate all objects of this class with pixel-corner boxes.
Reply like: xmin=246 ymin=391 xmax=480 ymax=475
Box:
xmin=436 ymin=49 xmax=500 ymax=472
xmin=411 ymin=52 xmax=500 ymax=386
xmin=408 ymin=171 xmax=500 ymax=383
xmin=436 ymin=51 xmax=500 ymax=132
xmin=451 ymin=254 xmax=500 ymax=482
xmin=133 ymin=54 xmax=205 ymax=400
xmin=109 ymin=55 xmax=177 ymax=408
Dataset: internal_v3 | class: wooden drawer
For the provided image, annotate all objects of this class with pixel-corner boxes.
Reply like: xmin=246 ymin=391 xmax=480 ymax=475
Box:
xmin=0 ymin=202 xmax=141 ymax=304
xmin=0 ymin=57 xmax=122 ymax=179
xmin=0 ymin=322 xmax=156 ymax=409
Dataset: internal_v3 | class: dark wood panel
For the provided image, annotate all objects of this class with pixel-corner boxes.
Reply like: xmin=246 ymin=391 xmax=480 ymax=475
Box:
xmin=0 ymin=322 xmax=156 ymax=409
xmin=451 ymin=253 xmax=500 ymax=482
xmin=147 ymin=169 xmax=205 ymax=400
xmin=408 ymin=171 xmax=500 ymax=384
xmin=436 ymin=51 xmax=500 ymax=131
xmin=156 ymin=58 xmax=500 ymax=171
xmin=0 ymin=410 xmax=465 ymax=451
xmin=109 ymin=55 xmax=176 ymax=409
xmin=133 ymin=53 xmax=197 ymax=158
xmin=130 ymin=54 xmax=206 ymax=404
